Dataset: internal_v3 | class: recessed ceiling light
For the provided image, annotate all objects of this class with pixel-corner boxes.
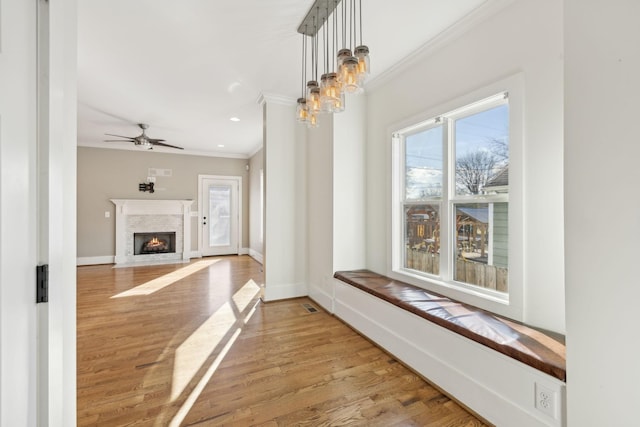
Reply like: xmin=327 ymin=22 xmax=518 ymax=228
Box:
xmin=230 ymin=117 xmax=240 ymax=122
xmin=218 ymin=144 xmax=225 ymax=148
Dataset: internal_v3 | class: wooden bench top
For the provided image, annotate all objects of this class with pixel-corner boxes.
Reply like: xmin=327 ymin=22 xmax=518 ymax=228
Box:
xmin=334 ymin=270 xmax=566 ymax=382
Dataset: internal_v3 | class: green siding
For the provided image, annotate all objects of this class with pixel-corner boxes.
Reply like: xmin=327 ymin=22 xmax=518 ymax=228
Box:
xmin=493 ymin=203 xmax=508 ymax=268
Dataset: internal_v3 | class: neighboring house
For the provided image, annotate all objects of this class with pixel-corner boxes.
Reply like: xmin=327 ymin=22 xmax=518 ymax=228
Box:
xmin=483 ymin=165 xmax=509 ymax=194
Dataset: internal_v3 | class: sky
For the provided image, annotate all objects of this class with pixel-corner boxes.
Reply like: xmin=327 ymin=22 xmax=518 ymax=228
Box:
xmin=405 ymin=103 xmax=508 ymax=199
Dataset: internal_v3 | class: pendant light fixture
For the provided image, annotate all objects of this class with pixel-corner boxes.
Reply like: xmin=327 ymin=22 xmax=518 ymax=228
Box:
xmin=354 ymin=0 xmax=370 ymax=88
xmin=297 ymin=0 xmax=370 ymax=127
xmin=296 ymin=29 xmax=309 ymax=122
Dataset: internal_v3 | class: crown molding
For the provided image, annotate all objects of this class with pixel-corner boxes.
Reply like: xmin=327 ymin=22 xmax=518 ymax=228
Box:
xmin=256 ymin=92 xmax=297 ymax=106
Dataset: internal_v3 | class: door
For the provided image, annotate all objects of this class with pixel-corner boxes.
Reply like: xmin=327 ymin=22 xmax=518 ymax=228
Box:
xmin=200 ymin=176 xmax=241 ymax=256
xmin=1 ymin=1 xmax=77 ymax=425
xmin=1 ymin=0 xmax=40 ymax=424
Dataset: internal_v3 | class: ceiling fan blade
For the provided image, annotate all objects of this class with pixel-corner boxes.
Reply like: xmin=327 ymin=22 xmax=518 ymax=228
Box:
xmin=104 ymin=140 xmax=133 ymax=142
xmin=148 ymin=138 xmax=166 ymax=143
xmin=151 ymin=141 xmax=184 ymax=150
xmin=105 ymin=133 xmax=135 ymax=140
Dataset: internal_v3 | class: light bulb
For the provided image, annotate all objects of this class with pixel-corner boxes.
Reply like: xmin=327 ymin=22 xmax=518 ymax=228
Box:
xmin=307 ymin=112 xmax=318 ymax=128
xmin=320 ymin=72 xmax=341 ymax=113
xmin=341 ymin=56 xmax=360 ymax=94
xmin=296 ymin=98 xmax=308 ymax=122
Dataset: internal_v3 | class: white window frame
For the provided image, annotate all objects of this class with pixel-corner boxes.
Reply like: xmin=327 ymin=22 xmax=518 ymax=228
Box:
xmin=390 ymin=74 xmax=524 ymax=320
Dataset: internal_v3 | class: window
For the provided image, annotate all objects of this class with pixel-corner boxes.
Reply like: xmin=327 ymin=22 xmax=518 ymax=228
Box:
xmin=392 ymin=86 xmax=521 ymax=316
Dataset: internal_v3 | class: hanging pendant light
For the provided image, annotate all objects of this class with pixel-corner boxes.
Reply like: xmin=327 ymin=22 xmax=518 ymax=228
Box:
xmin=306 ymin=17 xmax=321 ymax=119
xmin=297 ymin=32 xmax=309 ymax=122
xmin=341 ymin=56 xmax=359 ymax=94
xmin=296 ymin=0 xmax=370 ymax=126
xmin=354 ymin=0 xmax=370 ymax=87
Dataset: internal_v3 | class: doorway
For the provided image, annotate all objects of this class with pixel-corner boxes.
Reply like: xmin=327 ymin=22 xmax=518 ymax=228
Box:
xmin=198 ymin=175 xmax=241 ymax=256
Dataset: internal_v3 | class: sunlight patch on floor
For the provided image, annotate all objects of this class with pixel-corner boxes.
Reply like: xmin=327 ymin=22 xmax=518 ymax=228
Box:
xmin=169 ymin=327 xmax=243 ymax=427
xmin=232 ymin=279 xmax=261 ymax=313
xmin=168 ymin=279 xmax=261 ymax=423
xmin=111 ymin=259 xmax=220 ymax=298
xmin=170 ymin=279 xmax=261 ymax=401
xmin=171 ymin=301 xmax=236 ymax=400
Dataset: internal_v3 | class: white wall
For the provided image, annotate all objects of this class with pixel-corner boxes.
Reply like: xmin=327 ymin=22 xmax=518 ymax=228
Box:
xmin=306 ymin=113 xmax=334 ymax=306
xmin=366 ymin=0 xmax=565 ymax=333
xmin=333 ymin=94 xmax=367 ymax=272
xmin=564 ymin=0 xmax=640 ymax=425
xmin=262 ymin=97 xmax=307 ymax=300
xmin=248 ymin=148 xmax=264 ymax=263
xmin=307 ymin=94 xmax=368 ymax=310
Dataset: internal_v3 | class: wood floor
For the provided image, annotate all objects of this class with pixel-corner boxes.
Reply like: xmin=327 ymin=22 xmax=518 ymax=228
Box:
xmin=77 ymin=256 xmax=488 ymax=426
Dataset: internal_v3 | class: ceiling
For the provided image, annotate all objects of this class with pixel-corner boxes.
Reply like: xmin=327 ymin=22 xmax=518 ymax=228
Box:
xmin=77 ymin=0 xmax=489 ymax=158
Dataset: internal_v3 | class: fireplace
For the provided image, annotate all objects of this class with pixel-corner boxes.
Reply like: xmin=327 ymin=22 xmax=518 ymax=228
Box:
xmin=111 ymin=199 xmax=194 ymax=266
xmin=134 ymin=232 xmax=176 ymax=255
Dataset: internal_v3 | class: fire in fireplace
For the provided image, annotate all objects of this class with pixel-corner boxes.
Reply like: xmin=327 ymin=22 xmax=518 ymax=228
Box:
xmin=134 ymin=232 xmax=176 ymax=255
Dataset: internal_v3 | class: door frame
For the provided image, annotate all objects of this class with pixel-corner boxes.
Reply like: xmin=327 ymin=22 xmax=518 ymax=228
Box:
xmin=197 ymin=174 xmax=243 ymax=256
xmin=1 ymin=0 xmax=77 ymax=425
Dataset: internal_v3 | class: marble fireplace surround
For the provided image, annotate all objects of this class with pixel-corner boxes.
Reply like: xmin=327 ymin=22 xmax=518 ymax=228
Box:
xmin=111 ymin=199 xmax=194 ymax=266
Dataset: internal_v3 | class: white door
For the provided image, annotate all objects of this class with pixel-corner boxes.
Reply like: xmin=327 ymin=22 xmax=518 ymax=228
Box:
xmin=1 ymin=1 xmax=77 ymax=425
xmin=1 ymin=0 xmax=40 ymax=424
xmin=200 ymin=176 xmax=241 ymax=256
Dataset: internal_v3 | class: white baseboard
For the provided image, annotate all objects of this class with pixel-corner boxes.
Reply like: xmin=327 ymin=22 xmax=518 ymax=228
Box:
xmin=190 ymin=251 xmax=202 ymax=258
xmin=263 ymin=282 xmax=307 ymax=301
xmin=308 ymin=283 xmax=334 ymax=314
xmin=332 ymin=281 xmax=566 ymax=427
xmin=77 ymin=256 xmax=115 ymax=266
xmin=239 ymin=247 xmax=250 ymax=256
xmin=248 ymin=248 xmax=263 ymax=264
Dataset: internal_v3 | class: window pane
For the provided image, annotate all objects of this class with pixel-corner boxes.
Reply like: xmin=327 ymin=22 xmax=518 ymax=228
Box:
xmin=404 ymin=204 xmax=440 ymax=275
xmin=405 ymin=126 xmax=443 ymax=200
xmin=454 ymin=202 xmax=508 ymax=292
xmin=455 ymin=104 xmax=509 ymax=196
xmin=209 ymin=186 xmax=231 ymax=246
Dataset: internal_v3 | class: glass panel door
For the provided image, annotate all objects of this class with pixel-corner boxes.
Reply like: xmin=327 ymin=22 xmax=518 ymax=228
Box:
xmin=201 ymin=177 xmax=239 ymax=256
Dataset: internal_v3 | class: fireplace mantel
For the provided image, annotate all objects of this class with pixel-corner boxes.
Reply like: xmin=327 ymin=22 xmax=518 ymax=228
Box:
xmin=111 ymin=199 xmax=194 ymax=265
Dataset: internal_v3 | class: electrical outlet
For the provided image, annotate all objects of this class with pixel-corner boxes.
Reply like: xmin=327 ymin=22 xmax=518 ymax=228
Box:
xmin=535 ymin=382 xmax=557 ymax=419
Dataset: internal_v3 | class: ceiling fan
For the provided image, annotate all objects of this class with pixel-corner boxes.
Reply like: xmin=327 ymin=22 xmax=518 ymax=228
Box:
xmin=104 ymin=123 xmax=184 ymax=150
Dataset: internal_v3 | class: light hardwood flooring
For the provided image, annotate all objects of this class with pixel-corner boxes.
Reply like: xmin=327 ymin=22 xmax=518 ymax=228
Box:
xmin=77 ymin=256 xmax=488 ymax=426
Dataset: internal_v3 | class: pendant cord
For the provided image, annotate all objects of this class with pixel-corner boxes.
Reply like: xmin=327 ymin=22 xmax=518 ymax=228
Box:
xmin=301 ymin=33 xmax=305 ymax=96
xmin=359 ymin=0 xmax=362 ymax=46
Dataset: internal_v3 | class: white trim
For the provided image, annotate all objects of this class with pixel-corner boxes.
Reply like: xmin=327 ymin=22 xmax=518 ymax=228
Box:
xmin=247 ymin=143 xmax=263 ymax=158
xmin=256 ymin=92 xmax=297 ymax=106
xmin=239 ymin=247 xmax=249 ymax=256
xmin=388 ymin=73 xmax=524 ymax=321
xmin=190 ymin=251 xmax=202 ymax=259
xmin=76 ymin=141 xmax=251 ymax=160
xmin=76 ymin=256 xmax=114 ymax=266
xmin=262 ymin=282 xmax=308 ymax=301
xmin=308 ymin=282 xmax=334 ymax=314
xmin=248 ymin=249 xmax=263 ymax=264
